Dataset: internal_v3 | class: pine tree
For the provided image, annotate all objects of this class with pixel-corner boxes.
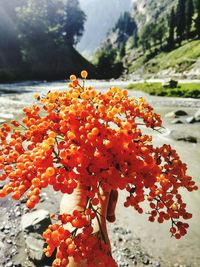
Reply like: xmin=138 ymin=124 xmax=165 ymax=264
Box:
xmin=140 ymin=24 xmax=152 ymax=52
xmin=186 ymin=0 xmax=194 ymax=39
xmin=64 ymin=0 xmax=86 ymax=45
xmin=195 ymin=0 xmax=200 ymax=38
xmin=176 ymin=0 xmax=186 ymax=44
xmin=168 ymin=8 xmax=175 ymax=49
xmin=133 ymin=31 xmax=139 ymax=48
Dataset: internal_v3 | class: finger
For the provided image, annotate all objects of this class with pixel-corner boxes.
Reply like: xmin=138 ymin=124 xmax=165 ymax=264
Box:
xmin=106 ymin=190 xmax=118 ymax=222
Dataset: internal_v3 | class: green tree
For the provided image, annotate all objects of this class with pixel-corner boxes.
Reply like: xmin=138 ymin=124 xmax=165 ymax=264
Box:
xmin=16 ymin=0 xmax=54 ymax=76
xmin=133 ymin=31 xmax=139 ymax=48
xmin=16 ymin=0 xmax=87 ymax=79
xmin=186 ymin=0 xmax=194 ymax=39
xmin=64 ymin=0 xmax=86 ymax=45
xmin=0 ymin=0 xmax=24 ymax=80
xmin=140 ymin=24 xmax=152 ymax=52
xmin=113 ymin=11 xmax=137 ymax=46
xmin=176 ymin=0 xmax=186 ymax=44
xmin=153 ymin=20 xmax=167 ymax=48
xmin=95 ymin=48 xmax=123 ymax=79
xmin=195 ymin=0 xmax=200 ymax=38
xmin=114 ymin=12 xmax=137 ymax=36
xmin=167 ymin=8 xmax=175 ymax=49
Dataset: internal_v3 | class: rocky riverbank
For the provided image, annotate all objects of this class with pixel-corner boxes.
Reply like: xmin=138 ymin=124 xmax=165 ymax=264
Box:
xmin=0 ymin=81 xmax=200 ymax=267
xmin=0 ymin=188 xmax=166 ymax=267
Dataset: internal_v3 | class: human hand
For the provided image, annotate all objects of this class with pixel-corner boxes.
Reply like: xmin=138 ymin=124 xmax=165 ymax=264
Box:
xmin=59 ymin=184 xmax=118 ymax=266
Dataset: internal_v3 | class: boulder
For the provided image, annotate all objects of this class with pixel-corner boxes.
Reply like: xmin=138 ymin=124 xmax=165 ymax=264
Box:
xmin=25 ymin=233 xmax=45 ymax=263
xmin=165 ymin=110 xmax=188 ymax=118
xmin=21 ymin=209 xmax=51 ymax=234
xmin=176 ymin=136 xmax=197 ymax=143
xmin=171 ymin=119 xmax=184 ymax=124
xmin=162 ymin=79 xmax=178 ymax=88
xmin=168 ymin=130 xmax=198 ymax=143
xmin=185 ymin=116 xmax=196 ymax=124
xmin=194 ymin=109 xmax=200 ymax=122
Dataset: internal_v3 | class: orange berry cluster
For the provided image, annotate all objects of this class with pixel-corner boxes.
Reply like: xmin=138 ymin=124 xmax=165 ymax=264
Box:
xmin=43 ymin=211 xmax=117 ymax=267
xmin=0 ymin=70 xmax=198 ymax=265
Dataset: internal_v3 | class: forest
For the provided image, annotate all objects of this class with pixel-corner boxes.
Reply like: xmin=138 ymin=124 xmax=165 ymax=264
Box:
xmin=0 ymin=0 xmax=95 ymax=82
xmin=95 ymin=0 xmax=200 ymax=79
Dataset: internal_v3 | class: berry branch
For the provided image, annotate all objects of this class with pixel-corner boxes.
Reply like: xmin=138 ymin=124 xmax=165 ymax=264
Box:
xmin=0 ymin=70 xmax=198 ymax=266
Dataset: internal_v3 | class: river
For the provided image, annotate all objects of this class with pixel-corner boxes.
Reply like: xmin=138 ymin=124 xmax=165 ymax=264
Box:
xmin=0 ymin=79 xmax=200 ymax=267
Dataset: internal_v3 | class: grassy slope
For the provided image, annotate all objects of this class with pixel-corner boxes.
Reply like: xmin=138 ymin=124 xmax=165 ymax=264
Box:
xmin=128 ymin=40 xmax=200 ymax=76
xmin=127 ymin=82 xmax=200 ymax=98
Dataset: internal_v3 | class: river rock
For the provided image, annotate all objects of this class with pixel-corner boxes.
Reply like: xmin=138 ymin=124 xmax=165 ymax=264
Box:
xmin=178 ymin=136 xmax=197 ymax=143
xmin=165 ymin=110 xmax=188 ymax=118
xmin=21 ymin=209 xmax=51 ymax=234
xmin=0 ymin=113 xmax=14 ymax=119
xmin=194 ymin=109 xmax=200 ymax=121
xmin=0 ymin=239 xmax=5 ymax=249
xmin=171 ymin=119 xmax=184 ymax=124
xmin=25 ymin=233 xmax=45 ymax=263
xmin=185 ymin=116 xmax=196 ymax=124
xmin=168 ymin=130 xmax=198 ymax=143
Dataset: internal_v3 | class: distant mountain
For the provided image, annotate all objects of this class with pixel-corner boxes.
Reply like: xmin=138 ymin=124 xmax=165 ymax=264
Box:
xmin=77 ymin=0 xmax=133 ymax=56
xmin=95 ymin=0 xmax=200 ymax=79
xmin=131 ymin=0 xmax=176 ymax=29
xmin=102 ymin=0 xmax=177 ymax=50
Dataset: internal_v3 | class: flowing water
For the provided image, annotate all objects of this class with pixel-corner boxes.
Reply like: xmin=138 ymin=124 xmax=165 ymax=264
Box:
xmin=0 ymin=80 xmax=200 ymax=266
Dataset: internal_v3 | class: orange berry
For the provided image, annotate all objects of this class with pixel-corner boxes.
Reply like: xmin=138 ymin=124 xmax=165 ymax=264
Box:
xmin=45 ymin=167 xmax=55 ymax=176
xmin=26 ymin=200 xmax=35 ymax=209
xmin=69 ymin=74 xmax=77 ymax=81
xmin=81 ymin=70 xmax=88 ymax=79
xmin=12 ymin=191 xmax=21 ymax=200
xmin=91 ymin=127 xmax=99 ymax=136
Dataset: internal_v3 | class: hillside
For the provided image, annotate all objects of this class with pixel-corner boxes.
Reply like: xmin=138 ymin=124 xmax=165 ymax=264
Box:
xmin=128 ymin=40 xmax=200 ymax=79
xmin=131 ymin=0 xmax=177 ymax=28
xmin=100 ymin=0 xmax=177 ymax=48
xmin=96 ymin=0 xmax=200 ymax=79
xmin=77 ymin=0 xmax=133 ymax=56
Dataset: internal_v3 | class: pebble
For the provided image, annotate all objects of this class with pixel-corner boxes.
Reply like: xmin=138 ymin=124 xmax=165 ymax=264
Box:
xmin=15 ymin=211 xmax=21 ymax=217
xmin=118 ymin=236 xmax=123 ymax=242
xmin=5 ymin=261 xmax=13 ymax=267
xmin=23 ymin=207 xmax=29 ymax=214
xmin=119 ymin=263 xmax=129 ymax=267
xmin=129 ymin=254 xmax=135 ymax=259
xmin=0 ymin=226 xmax=5 ymax=231
xmin=142 ymin=256 xmax=150 ymax=265
xmin=20 ymin=197 xmax=27 ymax=204
xmin=122 ymin=248 xmax=131 ymax=256
xmin=11 ymin=249 xmax=17 ymax=255
xmin=10 ymin=232 xmax=15 ymax=237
